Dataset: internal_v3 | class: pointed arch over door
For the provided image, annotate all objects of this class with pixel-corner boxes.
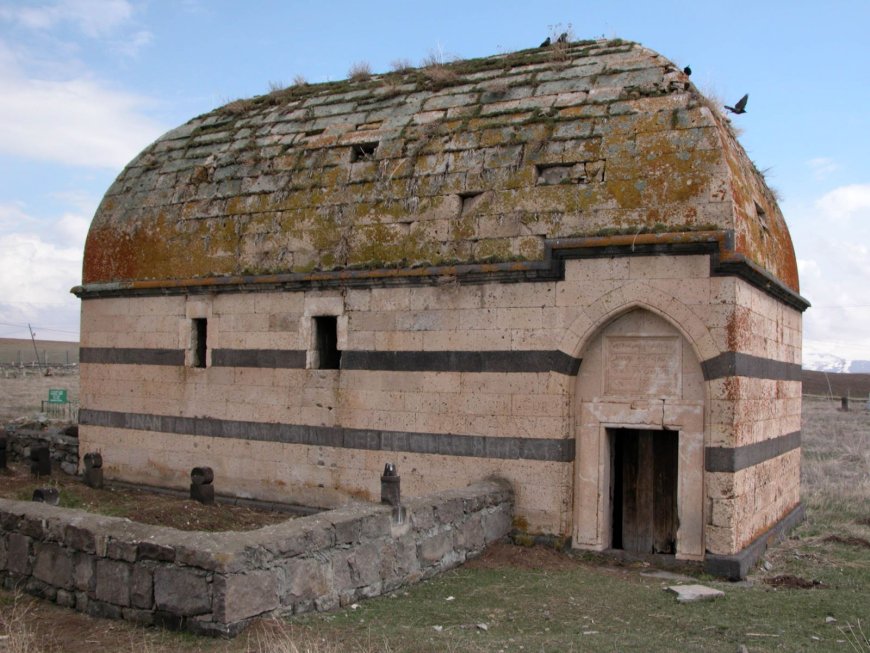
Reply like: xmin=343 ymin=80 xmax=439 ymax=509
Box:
xmin=572 ymin=308 xmax=706 ymax=560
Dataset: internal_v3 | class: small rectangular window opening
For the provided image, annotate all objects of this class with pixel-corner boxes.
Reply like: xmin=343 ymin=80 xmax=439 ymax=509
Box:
xmin=192 ymin=318 xmax=207 ymax=368
xmin=754 ymin=201 xmax=769 ymax=232
xmin=351 ymin=142 xmax=378 ymax=162
xmin=314 ymin=316 xmax=341 ymax=369
xmin=459 ymin=191 xmax=484 ymax=216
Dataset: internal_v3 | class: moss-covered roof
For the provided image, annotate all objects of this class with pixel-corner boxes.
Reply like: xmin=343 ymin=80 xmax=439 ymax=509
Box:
xmin=82 ymin=39 xmax=799 ymax=292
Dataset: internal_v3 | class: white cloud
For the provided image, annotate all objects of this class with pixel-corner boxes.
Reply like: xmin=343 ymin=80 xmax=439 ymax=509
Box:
xmin=815 ymin=183 xmax=870 ymax=221
xmin=790 ymin=182 xmax=870 ymax=361
xmin=0 ymin=58 xmax=165 ymax=168
xmin=0 ymin=202 xmax=39 ymax=234
xmin=0 ymin=204 xmax=86 ymax=339
xmin=806 ymin=157 xmax=838 ymax=180
xmin=110 ymin=28 xmax=153 ymax=58
xmin=0 ymin=0 xmax=134 ymax=38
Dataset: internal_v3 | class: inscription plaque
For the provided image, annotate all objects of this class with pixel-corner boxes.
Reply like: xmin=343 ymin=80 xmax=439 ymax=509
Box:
xmin=604 ymin=336 xmax=681 ymax=397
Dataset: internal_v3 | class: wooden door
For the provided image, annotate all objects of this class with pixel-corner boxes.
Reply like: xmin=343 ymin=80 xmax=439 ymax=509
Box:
xmin=611 ymin=429 xmax=678 ymax=554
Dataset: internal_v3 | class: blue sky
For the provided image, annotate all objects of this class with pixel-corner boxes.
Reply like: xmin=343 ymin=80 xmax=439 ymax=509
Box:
xmin=1 ymin=0 xmax=869 ymax=362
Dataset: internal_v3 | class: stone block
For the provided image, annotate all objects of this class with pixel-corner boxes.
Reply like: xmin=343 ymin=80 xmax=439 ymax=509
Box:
xmin=25 ymin=577 xmax=56 ymax=601
xmin=379 ymin=536 xmax=420 ymax=589
xmin=130 ymin=564 xmax=154 ymax=609
xmin=454 ymin=513 xmax=485 ymax=551
xmin=281 ymin=558 xmax=332 ymax=606
xmin=95 ymin=558 xmax=131 ymax=606
xmin=64 ymin=524 xmax=96 ymax=553
xmin=106 ymin=538 xmax=138 ymax=562
xmin=333 ymin=541 xmax=382 ymax=590
xmin=409 ymin=505 xmax=435 ymax=531
xmin=137 ymin=541 xmax=175 ymax=562
xmin=122 ymin=607 xmax=155 ymax=625
xmin=86 ymin=599 xmax=123 ymax=620
xmin=56 ymin=589 xmax=76 ymax=608
xmin=33 ymin=542 xmax=73 ymax=590
xmin=154 ymin=567 xmax=212 ymax=616
xmin=419 ymin=531 xmax=452 ymax=565
xmin=73 ymin=552 xmax=95 ymax=591
xmin=7 ymin=533 xmax=31 ymax=575
xmin=213 ymin=571 xmax=279 ymax=623
xmin=434 ymin=497 xmax=465 ymax=524
xmin=482 ymin=506 xmax=512 ymax=543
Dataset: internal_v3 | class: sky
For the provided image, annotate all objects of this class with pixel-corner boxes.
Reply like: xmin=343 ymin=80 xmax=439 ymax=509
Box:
xmin=0 ymin=0 xmax=869 ymax=363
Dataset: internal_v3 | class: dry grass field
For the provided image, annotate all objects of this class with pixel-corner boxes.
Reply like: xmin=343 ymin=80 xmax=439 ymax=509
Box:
xmin=0 ymin=338 xmax=79 ymax=367
xmin=0 ymin=368 xmax=79 ymax=422
xmin=0 ymin=384 xmax=868 ymax=651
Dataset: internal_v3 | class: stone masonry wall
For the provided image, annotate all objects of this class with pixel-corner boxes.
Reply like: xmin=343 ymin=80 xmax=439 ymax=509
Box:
xmin=0 ymin=479 xmax=512 ymax=636
xmin=706 ymin=281 xmax=802 ymax=554
xmin=2 ymin=426 xmax=79 ymax=476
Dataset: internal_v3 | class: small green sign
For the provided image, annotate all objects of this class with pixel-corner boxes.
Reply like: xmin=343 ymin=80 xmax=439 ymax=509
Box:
xmin=47 ymin=389 xmax=67 ymax=404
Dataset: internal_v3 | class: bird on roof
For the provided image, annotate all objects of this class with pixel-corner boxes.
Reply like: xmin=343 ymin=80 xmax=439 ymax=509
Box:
xmin=556 ymin=32 xmax=568 ymax=43
xmin=683 ymin=65 xmax=692 ymax=76
xmin=539 ymin=37 xmax=551 ymax=48
xmin=724 ymin=94 xmax=749 ymax=115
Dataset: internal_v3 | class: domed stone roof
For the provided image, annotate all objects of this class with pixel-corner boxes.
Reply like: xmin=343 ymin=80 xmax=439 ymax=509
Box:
xmin=79 ymin=39 xmax=800 ymax=296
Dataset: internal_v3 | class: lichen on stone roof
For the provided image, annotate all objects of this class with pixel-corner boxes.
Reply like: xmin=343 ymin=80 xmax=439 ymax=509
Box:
xmin=82 ymin=39 xmax=799 ymax=292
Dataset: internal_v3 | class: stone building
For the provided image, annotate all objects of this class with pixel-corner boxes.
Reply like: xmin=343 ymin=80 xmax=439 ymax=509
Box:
xmin=74 ymin=39 xmax=808 ymax=577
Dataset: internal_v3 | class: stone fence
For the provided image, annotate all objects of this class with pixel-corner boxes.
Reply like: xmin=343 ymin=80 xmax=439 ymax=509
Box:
xmin=1 ymin=425 xmax=79 ymax=476
xmin=0 ymin=479 xmax=513 ymax=636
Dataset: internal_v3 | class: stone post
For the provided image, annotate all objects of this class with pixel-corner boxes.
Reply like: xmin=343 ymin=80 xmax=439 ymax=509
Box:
xmin=380 ymin=463 xmax=405 ymax=523
xmin=83 ymin=452 xmax=104 ymax=489
xmin=190 ymin=466 xmax=214 ymax=504
xmin=30 ymin=446 xmax=51 ymax=477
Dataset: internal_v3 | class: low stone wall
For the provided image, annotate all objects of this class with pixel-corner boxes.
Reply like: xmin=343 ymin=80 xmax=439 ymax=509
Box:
xmin=0 ymin=479 xmax=513 ymax=636
xmin=2 ymin=425 xmax=79 ymax=475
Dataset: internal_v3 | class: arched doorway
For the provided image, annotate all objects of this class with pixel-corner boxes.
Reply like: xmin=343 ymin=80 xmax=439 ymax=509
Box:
xmin=572 ymin=308 xmax=706 ymax=560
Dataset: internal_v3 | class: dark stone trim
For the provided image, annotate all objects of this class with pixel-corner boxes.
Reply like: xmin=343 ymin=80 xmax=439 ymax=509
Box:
xmin=704 ymin=503 xmax=805 ymax=580
xmin=341 ymin=350 xmax=581 ymax=375
xmin=72 ymin=231 xmax=810 ymax=313
xmin=78 ymin=408 xmax=575 ymax=463
xmin=705 ymin=431 xmax=801 ymax=473
xmin=79 ymin=347 xmax=184 ymax=366
xmin=701 ymin=352 xmax=803 ymax=382
xmin=211 ymin=349 xmax=306 ymax=369
xmin=80 ymin=346 xmax=581 ymax=376
xmin=711 ymin=253 xmax=809 ymax=313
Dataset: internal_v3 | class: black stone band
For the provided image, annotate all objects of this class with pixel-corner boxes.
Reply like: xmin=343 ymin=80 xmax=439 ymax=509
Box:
xmin=701 ymin=352 xmax=802 ymax=382
xmin=78 ymin=409 xmax=575 ymax=463
xmin=705 ymin=430 xmax=801 ymax=473
xmin=81 ymin=347 xmax=581 ymax=375
xmin=704 ymin=504 xmax=805 ymax=580
xmin=211 ymin=349 xmax=306 ymax=368
xmin=79 ymin=347 xmax=184 ymax=366
xmin=341 ymin=350 xmax=581 ymax=375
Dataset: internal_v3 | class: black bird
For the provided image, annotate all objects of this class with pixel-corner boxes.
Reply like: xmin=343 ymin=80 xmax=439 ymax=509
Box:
xmin=724 ymin=93 xmax=749 ymax=114
xmin=540 ymin=37 xmax=551 ymax=48
xmin=556 ymin=32 xmax=568 ymax=43
xmin=683 ymin=65 xmax=692 ymax=76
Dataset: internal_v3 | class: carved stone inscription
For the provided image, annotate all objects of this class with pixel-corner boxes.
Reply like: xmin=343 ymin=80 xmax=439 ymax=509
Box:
xmin=604 ymin=336 xmax=681 ymax=397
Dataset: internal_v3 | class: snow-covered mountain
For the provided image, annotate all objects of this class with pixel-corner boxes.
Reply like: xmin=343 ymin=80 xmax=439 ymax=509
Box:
xmin=802 ymin=343 xmax=870 ymax=372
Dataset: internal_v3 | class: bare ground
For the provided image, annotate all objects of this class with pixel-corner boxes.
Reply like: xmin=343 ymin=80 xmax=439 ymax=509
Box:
xmin=0 ymin=461 xmax=292 ymax=532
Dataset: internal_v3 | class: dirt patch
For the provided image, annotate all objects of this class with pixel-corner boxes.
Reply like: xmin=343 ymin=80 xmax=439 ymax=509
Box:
xmin=0 ymin=461 xmax=293 ymax=532
xmin=823 ymin=534 xmax=870 ymax=549
xmin=763 ymin=574 xmax=826 ymax=589
xmin=465 ymin=541 xmax=583 ymax=571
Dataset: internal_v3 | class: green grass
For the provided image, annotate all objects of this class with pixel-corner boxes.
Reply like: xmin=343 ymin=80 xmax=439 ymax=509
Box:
xmin=279 ymin=558 xmax=866 ymax=652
